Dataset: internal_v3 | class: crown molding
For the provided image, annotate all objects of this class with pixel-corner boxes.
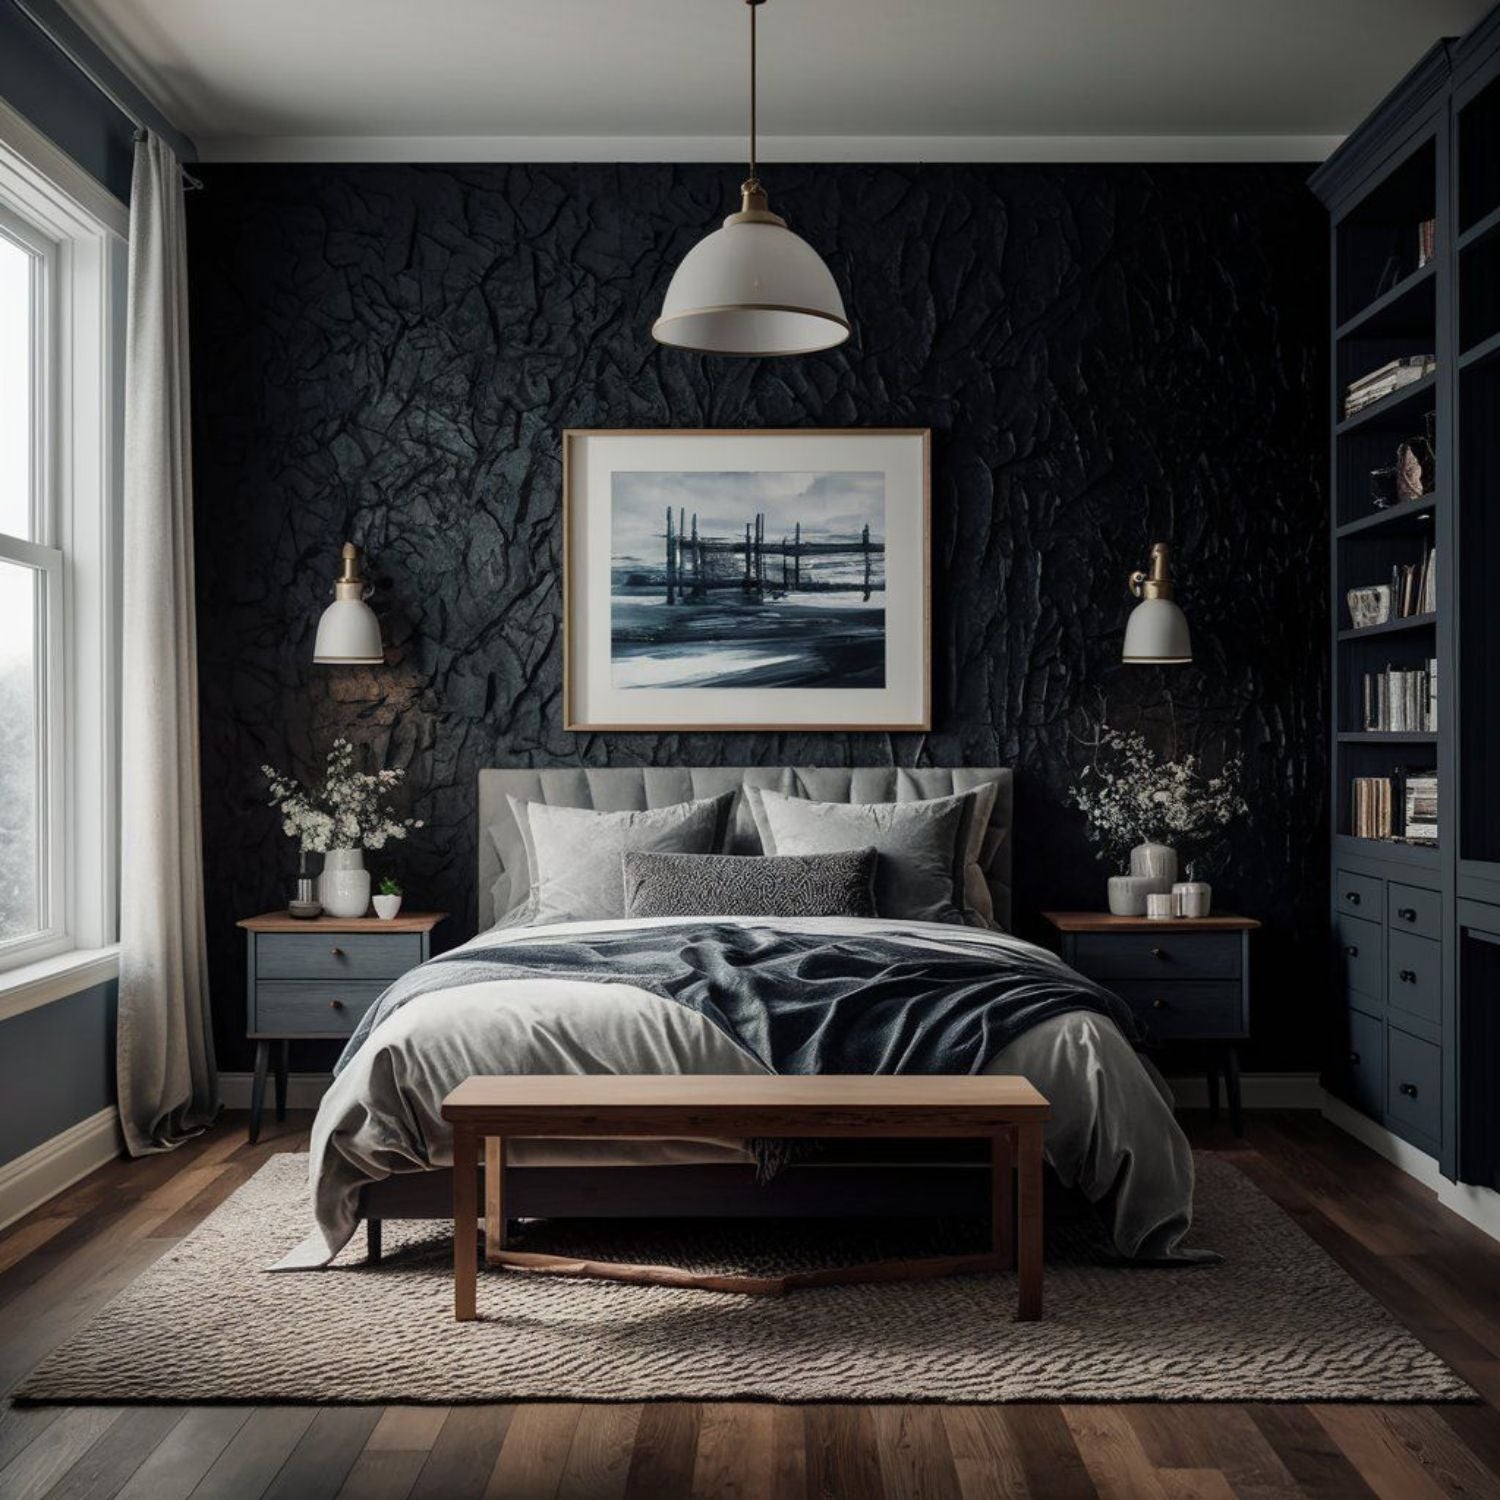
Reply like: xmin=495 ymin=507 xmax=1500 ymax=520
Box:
xmin=195 ymin=133 xmax=1341 ymax=167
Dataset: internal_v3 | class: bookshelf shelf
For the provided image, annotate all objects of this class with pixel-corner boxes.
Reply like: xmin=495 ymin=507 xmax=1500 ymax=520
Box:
xmin=1336 ymin=494 xmax=1439 ymax=538
xmin=1334 ymin=261 xmax=1437 ymax=341
xmin=1336 ymin=370 xmax=1438 ymax=433
xmin=1337 ymin=611 xmax=1437 ymax=641
xmin=1337 ymin=731 xmax=1439 ymax=744
xmin=1459 ymin=326 xmax=1500 ymax=369
xmin=1333 ymin=834 xmax=1442 ymax=867
xmin=1458 ymin=200 xmax=1500 ymax=251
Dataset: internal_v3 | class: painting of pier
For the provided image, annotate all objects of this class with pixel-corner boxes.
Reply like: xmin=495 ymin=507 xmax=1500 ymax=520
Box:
xmin=610 ymin=470 xmax=886 ymax=690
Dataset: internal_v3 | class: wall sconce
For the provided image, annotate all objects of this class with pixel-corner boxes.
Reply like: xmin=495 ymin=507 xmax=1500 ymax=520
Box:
xmin=1123 ymin=542 xmax=1192 ymax=665
xmin=313 ymin=542 xmax=384 ymax=665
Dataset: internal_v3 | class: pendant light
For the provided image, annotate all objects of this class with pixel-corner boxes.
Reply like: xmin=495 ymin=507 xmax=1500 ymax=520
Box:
xmin=313 ymin=542 xmax=384 ymax=665
xmin=652 ymin=0 xmax=849 ymax=357
xmin=1122 ymin=542 xmax=1193 ymax=665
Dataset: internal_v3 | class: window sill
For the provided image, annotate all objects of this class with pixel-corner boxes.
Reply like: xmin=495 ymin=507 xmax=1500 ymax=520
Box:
xmin=0 ymin=945 xmax=120 ymax=1024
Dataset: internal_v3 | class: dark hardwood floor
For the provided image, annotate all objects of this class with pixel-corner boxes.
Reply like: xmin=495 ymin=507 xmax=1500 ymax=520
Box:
xmin=4 ymin=1110 xmax=1500 ymax=1498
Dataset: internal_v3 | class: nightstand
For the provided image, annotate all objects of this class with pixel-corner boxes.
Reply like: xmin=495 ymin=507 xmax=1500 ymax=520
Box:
xmin=1042 ymin=912 xmax=1260 ymax=1135
xmin=237 ymin=911 xmax=446 ymax=1142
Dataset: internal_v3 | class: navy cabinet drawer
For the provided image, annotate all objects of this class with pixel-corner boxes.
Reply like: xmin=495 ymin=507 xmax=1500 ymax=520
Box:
xmin=253 ymin=980 xmax=387 ymax=1036
xmin=1335 ymin=913 xmax=1383 ymax=1004
xmin=1388 ymin=882 xmax=1442 ymax=943
xmin=1107 ymin=980 xmax=1245 ymax=1040
xmin=1386 ymin=1025 xmax=1441 ymax=1146
xmin=257 ymin=932 xmax=422 ymax=981
xmin=1334 ymin=869 xmax=1381 ymax=917
xmin=1071 ymin=934 xmax=1239 ymax=982
xmin=1340 ymin=1006 xmax=1385 ymax=1119
xmin=1388 ymin=931 xmax=1441 ymax=1025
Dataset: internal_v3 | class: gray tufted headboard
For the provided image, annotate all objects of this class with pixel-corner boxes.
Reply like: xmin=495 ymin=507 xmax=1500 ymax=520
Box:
xmin=477 ymin=767 xmax=1014 ymax=933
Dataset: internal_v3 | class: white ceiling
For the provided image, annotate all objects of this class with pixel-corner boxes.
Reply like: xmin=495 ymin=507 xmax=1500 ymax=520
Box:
xmin=58 ymin=0 xmax=1493 ymax=162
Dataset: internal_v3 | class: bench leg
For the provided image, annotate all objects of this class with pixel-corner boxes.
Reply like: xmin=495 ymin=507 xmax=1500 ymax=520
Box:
xmin=1017 ymin=1121 xmax=1044 ymax=1321
xmin=485 ymin=1136 xmax=507 ymax=1262
xmin=453 ymin=1126 xmax=478 ymax=1321
xmin=991 ymin=1129 xmax=1014 ymax=1270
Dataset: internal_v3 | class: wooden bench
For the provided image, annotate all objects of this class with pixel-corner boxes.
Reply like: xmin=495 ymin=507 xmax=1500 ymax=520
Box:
xmin=440 ymin=1074 xmax=1050 ymax=1322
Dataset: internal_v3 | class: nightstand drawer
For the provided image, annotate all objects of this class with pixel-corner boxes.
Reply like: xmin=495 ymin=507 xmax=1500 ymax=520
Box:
xmin=1107 ymin=980 xmax=1245 ymax=1040
xmin=1339 ymin=1006 xmax=1385 ymax=1119
xmin=257 ymin=932 xmax=423 ymax=981
xmin=1071 ymin=934 xmax=1240 ymax=982
xmin=1335 ymin=913 xmax=1382 ymax=1003
xmin=1334 ymin=869 xmax=1382 ymax=918
xmin=253 ymin=980 xmax=388 ymax=1036
xmin=1388 ymin=931 xmax=1441 ymax=1025
xmin=1387 ymin=1025 xmax=1440 ymax=1146
xmin=1388 ymin=882 xmax=1441 ymax=943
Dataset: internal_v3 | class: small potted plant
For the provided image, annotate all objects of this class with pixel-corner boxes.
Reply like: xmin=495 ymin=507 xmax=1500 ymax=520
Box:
xmin=372 ymin=875 xmax=404 ymax=921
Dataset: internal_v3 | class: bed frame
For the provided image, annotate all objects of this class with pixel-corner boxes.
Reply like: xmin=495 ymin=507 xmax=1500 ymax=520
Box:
xmin=359 ymin=765 xmax=1016 ymax=1257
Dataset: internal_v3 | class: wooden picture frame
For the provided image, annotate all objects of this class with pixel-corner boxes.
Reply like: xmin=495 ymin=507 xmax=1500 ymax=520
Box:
xmin=562 ymin=428 xmax=931 ymax=732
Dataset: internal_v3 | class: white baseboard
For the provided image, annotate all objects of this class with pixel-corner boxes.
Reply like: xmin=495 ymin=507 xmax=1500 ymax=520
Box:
xmin=219 ymin=1071 xmax=333 ymax=1110
xmin=218 ymin=1070 xmax=1325 ymax=1113
xmin=1321 ymin=1092 xmax=1500 ymax=1245
xmin=0 ymin=1107 xmax=123 ymax=1231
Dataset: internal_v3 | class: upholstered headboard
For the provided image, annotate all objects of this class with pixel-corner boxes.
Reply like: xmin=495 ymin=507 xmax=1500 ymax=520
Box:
xmin=477 ymin=767 xmax=1015 ymax=933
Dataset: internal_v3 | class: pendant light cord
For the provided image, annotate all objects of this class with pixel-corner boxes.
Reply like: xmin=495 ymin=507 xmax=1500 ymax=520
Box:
xmin=748 ymin=0 xmax=760 ymax=188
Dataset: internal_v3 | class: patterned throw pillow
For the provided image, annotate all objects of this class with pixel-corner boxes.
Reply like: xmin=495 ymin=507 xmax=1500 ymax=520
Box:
xmin=622 ymin=849 xmax=878 ymax=920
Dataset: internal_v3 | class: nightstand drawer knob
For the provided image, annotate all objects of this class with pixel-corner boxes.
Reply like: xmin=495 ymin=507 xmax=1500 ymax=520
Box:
xmin=1397 ymin=907 xmax=1417 ymax=922
xmin=329 ymin=998 xmax=345 ymax=1011
xmin=1345 ymin=891 xmax=1360 ymax=905
xmin=1399 ymin=969 xmax=1417 ymax=984
xmin=1151 ymin=998 xmax=1168 ymax=1010
xmin=1150 ymin=947 xmax=1167 ymax=960
xmin=1345 ymin=945 xmax=1359 ymax=957
xmin=1399 ymin=1082 xmax=1419 ymax=1099
xmin=329 ymin=946 xmax=345 ymax=957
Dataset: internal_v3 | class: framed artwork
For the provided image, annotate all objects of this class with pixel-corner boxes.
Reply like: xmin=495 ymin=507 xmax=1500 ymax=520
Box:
xmin=562 ymin=428 xmax=930 ymax=731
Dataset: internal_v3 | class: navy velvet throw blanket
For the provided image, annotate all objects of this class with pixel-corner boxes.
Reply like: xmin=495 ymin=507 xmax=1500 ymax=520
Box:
xmin=336 ymin=920 xmax=1138 ymax=1083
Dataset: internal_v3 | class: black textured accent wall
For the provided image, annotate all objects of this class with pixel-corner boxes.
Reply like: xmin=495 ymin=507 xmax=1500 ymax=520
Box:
xmin=188 ymin=162 xmax=1328 ymax=1075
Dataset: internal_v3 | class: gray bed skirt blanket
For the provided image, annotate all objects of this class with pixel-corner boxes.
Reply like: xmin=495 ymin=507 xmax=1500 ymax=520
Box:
xmin=282 ymin=916 xmax=1206 ymax=1269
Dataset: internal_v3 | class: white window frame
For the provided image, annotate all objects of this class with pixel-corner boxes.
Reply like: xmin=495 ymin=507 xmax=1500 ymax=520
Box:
xmin=0 ymin=97 xmax=126 ymax=1012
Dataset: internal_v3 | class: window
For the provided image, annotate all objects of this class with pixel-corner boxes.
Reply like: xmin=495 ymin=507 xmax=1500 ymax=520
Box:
xmin=0 ymin=101 xmax=126 ymax=990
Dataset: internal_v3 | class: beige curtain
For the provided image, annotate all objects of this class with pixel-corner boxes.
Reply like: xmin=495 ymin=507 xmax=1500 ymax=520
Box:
xmin=116 ymin=131 xmax=219 ymax=1153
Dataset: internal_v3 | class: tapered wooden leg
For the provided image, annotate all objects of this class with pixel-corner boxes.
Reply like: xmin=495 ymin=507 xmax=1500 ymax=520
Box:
xmin=991 ymin=1129 xmax=1014 ymax=1270
xmin=453 ymin=1126 xmax=478 ymax=1321
xmin=248 ymin=1041 xmax=269 ymax=1144
xmin=484 ymin=1136 xmax=507 ymax=1262
xmin=274 ymin=1039 xmax=289 ymax=1121
xmin=1017 ymin=1121 xmax=1044 ymax=1321
xmin=1225 ymin=1045 xmax=1244 ymax=1138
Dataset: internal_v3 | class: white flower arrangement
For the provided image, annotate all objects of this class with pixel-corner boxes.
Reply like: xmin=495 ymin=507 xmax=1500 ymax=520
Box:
xmin=262 ymin=739 xmax=422 ymax=854
xmin=1072 ymin=724 xmax=1247 ymax=869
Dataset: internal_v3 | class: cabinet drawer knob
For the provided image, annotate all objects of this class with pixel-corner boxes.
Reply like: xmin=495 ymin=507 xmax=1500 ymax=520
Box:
xmin=1399 ymin=1082 xmax=1419 ymax=1099
xmin=1150 ymin=947 xmax=1167 ymax=960
xmin=1345 ymin=891 xmax=1361 ymax=905
xmin=329 ymin=998 xmax=345 ymax=1011
xmin=1399 ymin=969 xmax=1417 ymax=984
xmin=1345 ymin=945 xmax=1359 ymax=957
xmin=329 ymin=946 xmax=344 ymax=957
xmin=1397 ymin=907 xmax=1417 ymax=922
xmin=1151 ymin=998 xmax=1168 ymax=1010
xmin=1348 ymin=1051 xmax=1361 ymax=1065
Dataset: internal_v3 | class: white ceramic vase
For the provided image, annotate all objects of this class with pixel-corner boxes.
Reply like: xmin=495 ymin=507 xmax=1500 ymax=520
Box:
xmin=372 ymin=894 xmax=403 ymax=920
xmin=318 ymin=849 xmax=371 ymax=918
xmin=1130 ymin=840 xmax=1179 ymax=885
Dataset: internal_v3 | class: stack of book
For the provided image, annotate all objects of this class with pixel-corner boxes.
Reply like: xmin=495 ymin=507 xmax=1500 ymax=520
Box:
xmin=1344 ymin=356 xmax=1436 ymax=417
xmin=1350 ymin=769 xmax=1439 ymax=844
xmin=1361 ymin=659 xmax=1437 ymax=732
xmin=1418 ymin=218 xmax=1437 ymax=267
xmin=1393 ymin=542 xmax=1437 ymax=617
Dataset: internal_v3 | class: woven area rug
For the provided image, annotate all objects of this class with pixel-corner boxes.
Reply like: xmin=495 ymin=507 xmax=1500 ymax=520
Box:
xmin=17 ymin=1152 xmax=1470 ymax=1404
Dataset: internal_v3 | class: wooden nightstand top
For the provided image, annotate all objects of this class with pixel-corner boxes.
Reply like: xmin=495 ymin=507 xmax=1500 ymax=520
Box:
xmin=237 ymin=911 xmax=448 ymax=933
xmin=1041 ymin=911 xmax=1260 ymax=934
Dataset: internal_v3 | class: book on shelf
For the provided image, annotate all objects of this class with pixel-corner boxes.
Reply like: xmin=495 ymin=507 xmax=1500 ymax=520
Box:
xmin=1343 ymin=356 xmax=1435 ymax=417
xmin=1360 ymin=659 xmax=1437 ymax=732
xmin=1418 ymin=218 xmax=1437 ymax=267
xmin=1350 ymin=769 xmax=1438 ymax=844
xmin=1387 ymin=541 xmax=1436 ymax=620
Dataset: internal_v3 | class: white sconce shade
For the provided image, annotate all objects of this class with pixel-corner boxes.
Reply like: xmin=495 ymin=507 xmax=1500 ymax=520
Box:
xmin=1122 ymin=542 xmax=1192 ymax=665
xmin=653 ymin=197 xmax=850 ymax=356
xmin=313 ymin=542 xmax=384 ymax=665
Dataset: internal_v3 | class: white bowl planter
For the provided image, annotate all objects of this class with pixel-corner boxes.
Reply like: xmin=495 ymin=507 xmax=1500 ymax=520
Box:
xmin=372 ymin=894 xmax=403 ymax=920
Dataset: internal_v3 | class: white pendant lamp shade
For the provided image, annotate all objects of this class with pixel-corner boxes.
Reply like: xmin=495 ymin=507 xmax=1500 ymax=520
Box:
xmin=652 ymin=0 xmax=849 ymax=357
xmin=313 ymin=542 xmax=384 ymax=665
xmin=1122 ymin=542 xmax=1192 ymax=665
xmin=653 ymin=197 xmax=849 ymax=356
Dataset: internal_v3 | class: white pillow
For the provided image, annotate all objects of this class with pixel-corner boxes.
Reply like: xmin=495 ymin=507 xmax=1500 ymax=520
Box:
xmin=505 ymin=793 xmax=735 ymax=926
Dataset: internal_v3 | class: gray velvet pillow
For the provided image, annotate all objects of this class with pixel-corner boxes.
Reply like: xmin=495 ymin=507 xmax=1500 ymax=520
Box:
xmin=622 ymin=849 xmax=878 ymax=919
xmin=751 ymin=786 xmax=987 ymax=925
xmin=505 ymin=792 xmax=735 ymax=926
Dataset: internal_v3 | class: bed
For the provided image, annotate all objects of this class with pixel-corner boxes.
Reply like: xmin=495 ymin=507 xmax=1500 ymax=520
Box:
xmin=283 ymin=767 xmax=1200 ymax=1270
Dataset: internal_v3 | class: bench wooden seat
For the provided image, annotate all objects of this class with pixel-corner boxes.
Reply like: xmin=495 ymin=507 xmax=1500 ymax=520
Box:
xmin=439 ymin=1073 xmax=1050 ymax=1321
